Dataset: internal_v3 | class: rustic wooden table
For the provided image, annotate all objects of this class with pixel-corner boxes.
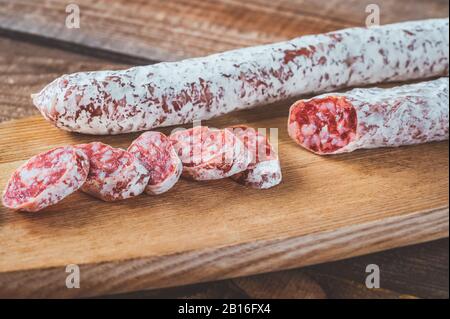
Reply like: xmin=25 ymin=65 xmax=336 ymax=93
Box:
xmin=0 ymin=0 xmax=448 ymax=298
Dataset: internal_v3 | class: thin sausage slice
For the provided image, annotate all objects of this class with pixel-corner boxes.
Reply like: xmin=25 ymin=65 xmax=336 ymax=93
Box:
xmin=227 ymin=126 xmax=282 ymax=189
xmin=128 ymin=131 xmax=182 ymax=195
xmin=170 ymin=126 xmax=252 ymax=181
xmin=2 ymin=146 xmax=89 ymax=212
xmin=77 ymin=142 xmax=149 ymax=201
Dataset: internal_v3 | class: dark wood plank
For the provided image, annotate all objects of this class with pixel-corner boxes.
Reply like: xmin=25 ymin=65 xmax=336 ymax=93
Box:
xmin=105 ymin=272 xmax=326 ymax=299
xmin=305 ymin=272 xmax=418 ymax=299
xmin=0 ymin=37 xmax=125 ymax=123
xmin=306 ymin=238 xmax=449 ymax=299
xmin=106 ymin=239 xmax=448 ymax=299
xmin=232 ymin=271 xmax=326 ymax=299
xmin=102 ymin=280 xmax=249 ymax=299
xmin=0 ymin=0 xmax=448 ymax=62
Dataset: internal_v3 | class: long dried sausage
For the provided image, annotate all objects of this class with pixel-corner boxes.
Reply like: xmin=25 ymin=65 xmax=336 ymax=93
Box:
xmin=32 ymin=19 xmax=449 ymax=135
xmin=77 ymin=142 xmax=149 ymax=201
xmin=128 ymin=131 xmax=182 ymax=195
xmin=2 ymin=146 xmax=89 ymax=212
xmin=288 ymin=77 xmax=449 ymax=155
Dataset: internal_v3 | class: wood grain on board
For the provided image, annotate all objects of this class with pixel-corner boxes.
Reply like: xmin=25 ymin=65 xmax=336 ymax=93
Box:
xmin=0 ymin=113 xmax=448 ymax=297
xmin=307 ymin=238 xmax=449 ymax=298
xmin=105 ymin=238 xmax=449 ymax=299
xmin=0 ymin=0 xmax=448 ymax=299
xmin=0 ymin=0 xmax=448 ymax=62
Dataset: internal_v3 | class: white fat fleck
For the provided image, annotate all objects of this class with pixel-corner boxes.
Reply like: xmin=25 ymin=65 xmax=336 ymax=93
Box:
xmin=19 ymin=167 xmax=43 ymax=184
xmin=98 ymin=171 xmax=106 ymax=180
xmin=301 ymin=124 xmax=317 ymax=137
xmin=101 ymin=150 xmax=113 ymax=162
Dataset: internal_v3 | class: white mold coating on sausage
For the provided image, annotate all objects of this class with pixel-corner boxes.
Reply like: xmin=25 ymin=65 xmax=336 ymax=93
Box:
xmin=288 ymin=77 xmax=449 ymax=155
xmin=32 ymin=19 xmax=449 ymax=135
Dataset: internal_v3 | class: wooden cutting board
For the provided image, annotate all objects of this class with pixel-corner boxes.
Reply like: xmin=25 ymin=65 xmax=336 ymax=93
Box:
xmin=0 ymin=105 xmax=448 ymax=297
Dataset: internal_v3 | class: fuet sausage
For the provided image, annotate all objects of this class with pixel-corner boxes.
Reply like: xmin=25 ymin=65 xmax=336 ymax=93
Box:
xmin=77 ymin=142 xmax=149 ymax=201
xmin=128 ymin=131 xmax=182 ymax=195
xmin=170 ymin=126 xmax=252 ymax=181
xmin=32 ymin=19 xmax=449 ymax=135
xmin=227 ymin=126 xmax=282 ymax=189
xmin=288 ymin=77 xmax=449 ymax=155
xmin=2 ymin=146 xmax=89 ymax=212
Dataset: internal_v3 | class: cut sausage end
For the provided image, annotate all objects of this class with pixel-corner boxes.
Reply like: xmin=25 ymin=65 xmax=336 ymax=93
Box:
xmin=288 ymin=96 xmax=358 ymax=154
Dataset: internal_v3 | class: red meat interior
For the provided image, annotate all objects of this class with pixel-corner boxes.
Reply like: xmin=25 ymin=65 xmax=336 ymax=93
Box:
xmin=134 ymin=142 xmax=173 ymax=185
xmin=290 ymin=96 xmax=357 ymax=154
xmin=3 ymin=149 xmax=68 ymax=207
xmin=79 ymin=143 xmax=130 ymax=179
